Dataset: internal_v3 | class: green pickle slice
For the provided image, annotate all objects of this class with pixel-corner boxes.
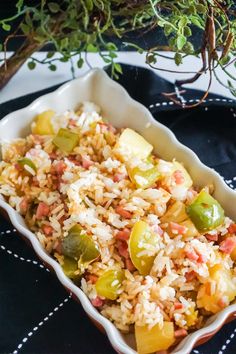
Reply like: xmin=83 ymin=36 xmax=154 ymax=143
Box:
xmin=53 ymin=128 xmax=79 ymax=153
xmin=61 ymin=256 xmax=80 ymax=282
xmin=18 ymin=157 xmax=37 ymax=172
xmin=62 ymin=225 xmax=100 ymax=266
xmin=95 ymin=269 xmax=124 ymax=300
xmin=129 ymin=220 xmax=159 ymax=275
xmin=186 ymin=190 xmax=224 ymax=232
xmin=128 ymin=165 xmax=160 ymax=189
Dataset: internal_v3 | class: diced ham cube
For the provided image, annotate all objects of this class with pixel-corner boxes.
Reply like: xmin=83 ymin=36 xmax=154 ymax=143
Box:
xmin=173 ymin=170 xmax=185 ymax=185
xmin=125 ymin=258 xmax=136 ymax=272
xmin=49 ymin=152 xmax=58 ymax=160
xmin=115 ymin=228 xmax=130 ymax=241
xmin=117 ymin=241 xmax=129 ymax=259
xmin=68 ymin=118 xmax=77 ymax=127
xmin=218 ymin=297 xmax=228 ymax=308
xmin=54 ymin=161 xmax=66 ymax=175
xmin=170 ymin=222 xmax=187 ymax=235
xmin=205 ymin=233 xmax=218 ymax=242
xmin=42 ymin=224 xmax=53 ymax=236
xmin=197 ymin=253 xmax=207 ymax=263
xmin=219 ymin=237 xmax=236 ymax=254
xmin=87 ymin=274 xmax=98 ymax=284
xmin=36 ymin=202 xmax=50 ymax=219
xmin=98 ymin=122 xmax=108 ymax=133
xmin=67 ymin=156 xmax=81 ymax=166
xmin=228 ymin=223 xmax=236 ymax=234
xmin=174 ymin=302 xmax=183 ymax=310
xmin=115 ymin=206 xmax=132 ymax=219
xmin=185 ymin=249 xmax=199 ymax=261
xmin=91 ymin=296 xmax=104 ymax=307
xmin=185 ymin=270 xmax=196 ymax=281
xmin=98 ymin=122 xmax=116 ymax=134
xmin=174 ymin=329 xmax=188 ymax=338
xmin=82 ymin=156 xmax=94 ymax=169
xmin=14 ymin=163 xmax=21 ymax=171
xmin=107 ymin=123 xmax=116 ymax=134
xmin=113 ymin=173 xmax=126 ymax=182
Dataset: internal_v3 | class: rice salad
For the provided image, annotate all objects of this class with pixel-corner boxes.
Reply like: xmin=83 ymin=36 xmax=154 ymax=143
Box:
xmin=1 ymin=102 xmax=236 ymax=354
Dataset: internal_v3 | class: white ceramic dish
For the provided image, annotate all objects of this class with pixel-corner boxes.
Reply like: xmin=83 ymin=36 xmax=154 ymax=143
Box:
xmin=0 ymin=68 xmax=236 ymax=354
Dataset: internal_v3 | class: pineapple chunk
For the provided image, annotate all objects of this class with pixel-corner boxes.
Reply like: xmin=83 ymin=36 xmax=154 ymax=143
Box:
xmin=31 ymin=110 xmax=55 ymax=135
xmin=115 ymin=128 xmax=153 ymax=161
xmin=185 ymin=306 xmax=198 ymax=327
xmin=172 ymin=161 xmax=193 ymax=188
xmin=160 ymin=201 xmax=188 ymax=224
xmin=197 ymin=264 xmax=236 ymax=313
xmin=135 ymin=322 xmax=175 ymax=354
xmin=181 ymin=219 xmax=199 ymax=238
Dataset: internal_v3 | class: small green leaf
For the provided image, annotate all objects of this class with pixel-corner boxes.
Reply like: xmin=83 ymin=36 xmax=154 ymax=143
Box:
xmin=77 ymin=58 xmax=84 ymax=68
xmin=48 ymin=2 xmax=60 ymax=13
xmin=183 ymin=42 xmax=194 ymax=54
xmin=20 ymin=23 xmax=30 ymax=35
xmin=49 ymin=64 xmax=57 ymax=71
xmin=178 ymin=17 xmax=188 ymax=29
xmin=16 ymin=0 xmax=24 ymax=11
xmin=0 ymin=44 xmax=3 ymax=51
xmin=177 ymin=35 xmax=187 ymax=50
xmin=25 ymin=12 xmax=33 ymax=27
xmin=184 ymin=26 xmax=192 ymax=37
xmin=114 ymin=63 xmax=122 ymax=74
xmin=87 ymin=43 xmax=98 ymax=52
xmin=164 ymin=24 xmax=173 ymax=36
xmin=146 ymin=53 xmax=156 ymax=64
xmin=187 ymin=5 xmax=196 ymax=15
xmin=169 ymin=37 xmax=176 ymax=50
xmin=102 ymin=57 xmax=111 ymax=64
xmin=190 ymin=17 xmax=203 ymax=29
xmin=85 ymin=0 xmax=93 ymax=11
xmin=2 ymin=23 xmax=11 ymax=31
xmin=106 ymin=42 xmax=118 ymax=51
xmin=60 ymin=37 xmax=68 ymax=49
xmin=109 ymin=52 xmax=117 ymax=59
xmin=174 ymin=53 xmax=183 ymax=66
xmin=196 ymin=4 xmax=207 ymax=14
xmin=28 ymin=61 xmax=36 ymax=70
xmin=220 ymin=55 xmax=230 ymax=66
xmin=47 ymin=51 xmax=55 ymax=59
xmin=59 ymin=56 xmax=69 ymax=62
xmin=158 ymin=20 xmax=165 ymax=28
xmin=220 ymin=55 xmax=231 ymax=65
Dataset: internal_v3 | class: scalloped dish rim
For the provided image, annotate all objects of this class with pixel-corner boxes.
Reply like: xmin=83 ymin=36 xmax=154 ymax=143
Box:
xmin=0 ymin=68 xmax=236 ymax=354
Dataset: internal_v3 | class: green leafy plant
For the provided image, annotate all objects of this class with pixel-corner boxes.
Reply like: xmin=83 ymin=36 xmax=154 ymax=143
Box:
xmin=0 ymin=0 xmax=236 ymax=107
